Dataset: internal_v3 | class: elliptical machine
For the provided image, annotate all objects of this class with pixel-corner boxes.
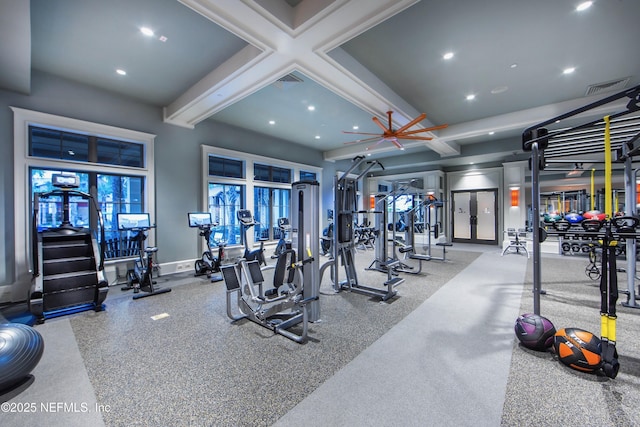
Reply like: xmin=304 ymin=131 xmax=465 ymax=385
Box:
xmin=188 ymin=212 xmax=224 ymax=282
xmin=237 ymin=209 xmax=266 ymax=266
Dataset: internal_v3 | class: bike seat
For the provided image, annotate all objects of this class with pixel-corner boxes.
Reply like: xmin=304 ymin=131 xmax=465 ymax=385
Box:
xmin=145 ymin=246 xmax=158 ymax=253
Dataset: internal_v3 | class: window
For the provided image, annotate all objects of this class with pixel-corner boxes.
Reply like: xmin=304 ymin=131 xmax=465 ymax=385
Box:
xmin=97 ymin=138 xmax=144 ymax=168
xmin=29 ymin=125 xmax=147 ymax=259
xmin=209 ymin=156 xmax=244 ymax=178
xmin=30 ymin=127 xmax=90 ymax=162
xmin=98 ymin=174 xmax=144 ymax=242
xmin=30 ymin=170 xmax=145 ymax=258
xmin=13 ymin=107 xmax=155 ymax=282
xmin=208 ymin=183 xmax=244 ymax=245
xmin=300 ymin=170 xmax=317 ymax=181
xmin=31 ymin=169 xmax=90 ymax=231
xmin=254 ymin=164 xmax=291 ymax=183
xmin=201 ymin=146 xmax=321 ymax=252
xmin=29 ymin=126 xmax=145 ymax=168
xmin=254 ymin=187 xmax=290 ymax=242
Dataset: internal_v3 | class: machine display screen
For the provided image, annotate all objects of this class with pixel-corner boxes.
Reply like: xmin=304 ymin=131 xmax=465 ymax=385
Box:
xmin=117 ymin=213 xmax=151 ymax=230
xmin=237 ymin=210 xmax=252 ymax=223
xmin=188 ymin=212 xmax=212 ymax=228
xmin=52 ymin=173 xmax=80 ymax=188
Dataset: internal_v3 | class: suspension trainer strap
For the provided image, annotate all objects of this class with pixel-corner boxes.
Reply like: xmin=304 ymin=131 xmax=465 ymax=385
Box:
xmin=600 ymin=115 xmax=619 ymax=378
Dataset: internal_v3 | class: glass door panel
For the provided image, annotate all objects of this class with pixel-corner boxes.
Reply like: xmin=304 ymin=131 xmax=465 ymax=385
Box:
xmin=453 ymin=191 xmax=471 ymax=239
xmin=476 ymin=191 xmax=496 ymax=241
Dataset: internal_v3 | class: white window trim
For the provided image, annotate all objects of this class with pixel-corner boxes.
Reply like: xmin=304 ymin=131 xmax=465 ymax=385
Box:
xmin=11 ymin=107 xmax=156 ymax=290
xmin=201 ymin=145 xmax=323 ymax=248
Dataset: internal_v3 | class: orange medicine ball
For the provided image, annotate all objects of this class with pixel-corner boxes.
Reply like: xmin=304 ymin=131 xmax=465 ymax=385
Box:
xmin=553 ymin=328 xmax=602 ymax=372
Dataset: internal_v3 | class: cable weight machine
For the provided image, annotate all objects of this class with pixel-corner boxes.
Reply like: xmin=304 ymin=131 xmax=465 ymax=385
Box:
xmin=523 ymin=84 xmax=640 ymax=378
xmin=320 ymin=156 xmax=402 ymax=301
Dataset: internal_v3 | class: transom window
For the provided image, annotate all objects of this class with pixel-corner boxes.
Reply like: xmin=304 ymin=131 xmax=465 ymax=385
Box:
xmin=29 ymin=126 xmax=145 ymax=168
xmin=254 ymin=164 xmax=291 ymax=183
xmin=209 ymin=156 xmax=244 ymax=178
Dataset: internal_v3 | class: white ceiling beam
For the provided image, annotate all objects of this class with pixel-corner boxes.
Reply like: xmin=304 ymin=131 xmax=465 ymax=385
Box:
xmin=168 ymin=0 xmax=460 ymax=160
xmin=437 ymin=93 xmax=631 ymax=143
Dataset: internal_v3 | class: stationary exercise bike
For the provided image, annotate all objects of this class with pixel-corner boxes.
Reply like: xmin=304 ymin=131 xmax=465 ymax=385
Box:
xmin=237 ymin=209 xmax=266 ymax=266
xmin=118 ymin=213 xmax=172 ymax=300
xmin=271 ymin=217 xmax=291 ymax=259
xmin=188 ymin=212 xmax=224 ymax=282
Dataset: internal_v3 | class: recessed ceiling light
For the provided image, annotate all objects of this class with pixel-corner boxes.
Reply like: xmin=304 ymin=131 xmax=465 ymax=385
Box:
xmin=140 ymin=27 xmax=155 ymax=37
xmin=353 ymin=125 xmax=359 ymax=130
xmin=159 ymin=35 xmax=168 ymax=42
xmin=510 ymin=63 xmax=518 ymax=69
xmin=308 ymin=105 xmax=315 ymax=111
xmin=116 ymin=69 xmax=127 ymax=76
xmin=563 ymin=67 xmax=576 ymax=74
xmin=489 ymin=131 xmax=495 ymax=135
xmin=576 ymin=1 xmax=593 ymax=12
xmin=466 ymin=94 xmax=476 ymax=101
xmin=443 ymin=52 xmax=454 ymax=60
xmin=268 ymin=120 xmax=275 ymax=125
xmin=314 ymin=135 xmax=320 ymax=139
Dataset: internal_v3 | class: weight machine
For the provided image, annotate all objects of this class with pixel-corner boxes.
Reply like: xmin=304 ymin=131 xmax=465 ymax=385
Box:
xmin=403 ymin=195 xmax=451 ymax=262
xmin=320 ymin=156 xmax=402 ymax=301
xmin=223 ymin=252 xmax=317 ymax=343
xmin=523 ymin=84 xmax=640 ymax=378
xmin=223 ymin=180 xmax=320 ymax=342
xmin=368 ymin=181 xmax=421 ymax=275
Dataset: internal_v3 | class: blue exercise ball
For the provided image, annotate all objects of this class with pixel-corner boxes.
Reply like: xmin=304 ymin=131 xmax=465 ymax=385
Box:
xmin=0 ymin=323 xmax=45 ymax=392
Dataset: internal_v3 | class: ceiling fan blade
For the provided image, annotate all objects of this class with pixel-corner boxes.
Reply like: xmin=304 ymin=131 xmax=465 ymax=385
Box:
xmin=394 ymin=113 xmax=427 ymax=134
xmin=365 ymin=139 xmax=385 ymax=150
xmin=395 ymin=135 xmax=434 ymax=141
xmin=372 ymin=116 xmax=390 ymax=133
xmin=398 ymin=123 xmax=449 ymax=136
xmin=391 ymin=139 xmax=404 ymax=149
xmin=421 ymin=123 xmax=449 ymax=132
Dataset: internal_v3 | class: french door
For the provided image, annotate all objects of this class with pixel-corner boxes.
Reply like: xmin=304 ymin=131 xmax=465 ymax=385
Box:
xmin=452 ymin=190 xmax=498 ymax=244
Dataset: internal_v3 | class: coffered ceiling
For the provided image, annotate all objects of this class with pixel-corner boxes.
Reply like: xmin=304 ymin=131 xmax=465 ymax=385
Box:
xmin=2 ymin=0 xmax=639 ymax=169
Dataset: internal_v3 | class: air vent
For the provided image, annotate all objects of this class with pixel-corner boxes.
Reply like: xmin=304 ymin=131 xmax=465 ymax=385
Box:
xmin=273 ymin=73 xmax=304 ymax=89
xmin=585 ymin=77 xmax=630 ymax=96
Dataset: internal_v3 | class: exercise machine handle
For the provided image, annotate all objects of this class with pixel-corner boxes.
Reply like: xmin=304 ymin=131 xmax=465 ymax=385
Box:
xmin=288 ymin=257 xmax=315 ymax=271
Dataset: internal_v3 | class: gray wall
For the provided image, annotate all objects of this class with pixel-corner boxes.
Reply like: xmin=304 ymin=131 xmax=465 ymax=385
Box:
xmin=0 ymin=71 xmax=335 ymax=293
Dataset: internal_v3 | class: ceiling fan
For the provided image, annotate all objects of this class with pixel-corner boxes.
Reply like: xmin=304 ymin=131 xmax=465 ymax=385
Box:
xmin=343 ymin=111 xmax=448 ymax=151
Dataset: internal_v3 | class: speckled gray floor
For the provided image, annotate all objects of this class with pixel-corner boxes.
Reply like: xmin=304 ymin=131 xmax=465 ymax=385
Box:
xmin=2 ymin=248 xmax=480 ymax=426
xmin=7 ymin=245 xmax=637 ymax=426
xmin=501 ymin=253 xmax=640 ymax=427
